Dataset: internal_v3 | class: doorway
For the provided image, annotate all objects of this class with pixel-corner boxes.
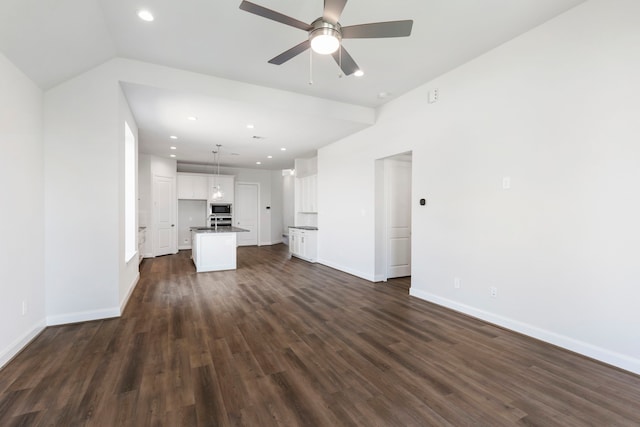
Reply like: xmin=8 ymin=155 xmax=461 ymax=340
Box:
xmin=375 ymin=152 xmax=412 ymax=284
xmin=153 ymin=174 xmax=176 ymax=256
xmin=236 ymin=182 xmax=259 ymax=246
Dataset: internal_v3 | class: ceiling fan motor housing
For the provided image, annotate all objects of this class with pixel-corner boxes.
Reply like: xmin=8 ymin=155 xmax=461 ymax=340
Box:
xmin=309 ymin=18 xmax=342 ymax=54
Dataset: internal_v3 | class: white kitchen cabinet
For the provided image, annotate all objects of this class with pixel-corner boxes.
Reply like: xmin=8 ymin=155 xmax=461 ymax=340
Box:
xmin=288 ymin=227 xmax=317 ymax=262
xmin=209 ymin=175 xmax=235 ymax=204
xmin=177 ymin=173 xmax=209 ymax=200
xmin=138 ymin=227 xmax=146 ymax=264
xmin=289 ymin=228 xmax=300 ymax=256
xmin=191 ymin=229 xmax=240 ymax=272
xmin=191 ymin=230 xmax=197 ymax=260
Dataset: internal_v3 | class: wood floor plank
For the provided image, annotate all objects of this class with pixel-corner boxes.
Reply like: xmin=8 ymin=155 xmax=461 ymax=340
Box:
xmin=1 ymin=245 xmax=639 ymax=426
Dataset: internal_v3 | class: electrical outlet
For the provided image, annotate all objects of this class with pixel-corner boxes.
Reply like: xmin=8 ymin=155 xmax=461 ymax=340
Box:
xmin=21 ymin=300 xmax=27 ymax=315
xmin=490 ymin=287 xmax=498 ymax=298
xmin=454 ymin=277 xmax=461 ymax=289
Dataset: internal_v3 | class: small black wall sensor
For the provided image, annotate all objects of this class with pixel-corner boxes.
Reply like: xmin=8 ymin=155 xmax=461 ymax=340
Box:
xmin=419 ymin=198 xmax=426 ymax=206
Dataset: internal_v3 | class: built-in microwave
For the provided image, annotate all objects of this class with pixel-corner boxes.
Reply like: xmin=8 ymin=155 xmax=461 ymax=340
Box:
xmin=211 ymin=203 xmax=231 ymax=216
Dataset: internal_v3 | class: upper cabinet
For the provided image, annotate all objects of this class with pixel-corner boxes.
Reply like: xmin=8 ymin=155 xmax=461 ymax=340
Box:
xmin=177 ymin=173 xmax=209 ymax=200
xmin=297 ymin=174 xmax=317 ymax=213
xmin=294 ymin=156 xmax=318 ymax=227
xmin=209 ymin=175 xmax=235 ymax=204
xmin=178 ymin=172 xmax=235 ymax=203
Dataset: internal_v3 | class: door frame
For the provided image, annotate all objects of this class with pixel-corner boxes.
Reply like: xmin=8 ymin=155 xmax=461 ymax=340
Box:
xmin=235 ymin=181 xmax=261 ymax=247
xmin=374 ymin=152 xmax=412 ymax=282
xmin=152 ymin=173 xmax=177 ymax=256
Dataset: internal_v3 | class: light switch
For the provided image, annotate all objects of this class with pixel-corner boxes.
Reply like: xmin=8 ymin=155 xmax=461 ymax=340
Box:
xmin=502 ymin=176 xmax=511 ymax=190
xmin=428 ymin=88 xmax=439 ymax=104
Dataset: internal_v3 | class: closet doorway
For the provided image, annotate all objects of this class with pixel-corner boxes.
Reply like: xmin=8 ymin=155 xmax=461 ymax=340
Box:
xmin=375 ymin=152 xmax=412 ymax=284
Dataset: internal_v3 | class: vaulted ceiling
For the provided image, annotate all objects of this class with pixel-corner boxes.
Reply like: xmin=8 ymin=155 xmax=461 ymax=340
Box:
xmin=0 ymin=0 xmax=586 ymax=169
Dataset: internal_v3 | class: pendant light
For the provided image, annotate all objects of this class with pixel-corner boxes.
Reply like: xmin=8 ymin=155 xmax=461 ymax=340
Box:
xmin=211 ymin=144 xmax=224 ymax=201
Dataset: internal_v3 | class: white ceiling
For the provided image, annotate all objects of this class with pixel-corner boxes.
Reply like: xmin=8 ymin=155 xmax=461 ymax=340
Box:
xmin=0 ymin=0 xmax=586 ymax=169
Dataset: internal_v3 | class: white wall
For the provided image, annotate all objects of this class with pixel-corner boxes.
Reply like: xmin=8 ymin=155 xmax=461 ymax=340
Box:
xmin=318 ymin=0 xmax=640 ymax=374
xmin=44 ymin=64 xmax=121 ymax=324
xmin=0 ymin=53 xmax=46 ymax=368
xmin=282 ymin=171 xmax=295 ymax=235
xmin=269 ymin=170 xmax=284 ymax=244
xmin=178 ymin=200 xmax=207 ymax=249
xmin=138 ymin=154 xmax=152 ymax=256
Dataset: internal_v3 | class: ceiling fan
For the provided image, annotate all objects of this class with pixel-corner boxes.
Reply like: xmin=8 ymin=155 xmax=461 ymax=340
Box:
xmin=239 ymin=0 xmax=413 ymax=76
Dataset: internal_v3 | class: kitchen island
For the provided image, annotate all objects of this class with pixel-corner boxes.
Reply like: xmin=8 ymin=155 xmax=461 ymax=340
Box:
xmin=190 ymin=227 xmax=248 ymax=272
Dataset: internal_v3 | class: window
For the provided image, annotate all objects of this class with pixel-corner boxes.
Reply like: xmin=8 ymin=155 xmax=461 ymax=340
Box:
xmin=124 ymin=121 xmax=136 ymax=262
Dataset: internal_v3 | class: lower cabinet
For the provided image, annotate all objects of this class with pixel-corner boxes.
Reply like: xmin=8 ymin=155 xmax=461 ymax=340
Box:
xmin=138 ymin=228 xmax=146 ymax=264
xmin=288 ymin=228 xmax=317 ymax=262
xmin=191 ymin=230 xmax=238 ymax=272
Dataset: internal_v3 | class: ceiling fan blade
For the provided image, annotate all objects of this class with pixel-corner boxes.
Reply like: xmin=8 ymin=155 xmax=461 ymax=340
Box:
xmin=323 ymin=0 xmax=348 ymax=25
xmin=331 ymin=46 xmax=360 ymax=76
xmin=268 ymin=40 xmax=311 ymax=65
xmin=239 ymin=1 xmax=312 ymax=31
xmin=342 ymin=20 xmax=413 ymax=39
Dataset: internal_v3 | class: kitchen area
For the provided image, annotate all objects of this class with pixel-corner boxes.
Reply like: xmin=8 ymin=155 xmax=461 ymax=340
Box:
xmin=176 ymin=171 xmax=249 ymax=272
xmin=139 ymin=155 xmax=319 ymax=272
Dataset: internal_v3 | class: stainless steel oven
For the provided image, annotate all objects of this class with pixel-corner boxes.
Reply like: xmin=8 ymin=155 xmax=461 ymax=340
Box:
xmin=210 ymin=215 xmax=232 ymax=227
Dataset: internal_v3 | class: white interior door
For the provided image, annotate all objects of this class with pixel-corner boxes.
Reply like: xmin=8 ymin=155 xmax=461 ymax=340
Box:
xmin=154 ymin=174 xmax=176 ymax=256
xmin=386 ymin=160 xmax=412 ymax=278
xmin=236 ymin=183 xmax=259 ymax=246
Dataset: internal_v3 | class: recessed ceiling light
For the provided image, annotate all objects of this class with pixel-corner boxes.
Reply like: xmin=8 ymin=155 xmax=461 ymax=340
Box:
xmin=354 ymin=69 xmax=364 ymax=77
xmin=187 ymin=116 xmax=198 ymax=121
xmin=170 ymin=135 xmax=178 ymax=139
xmin=267 ymin=155 xmax=273 ymax=159
xmin=246 ymin=124 xmax=255 ymax=129
xmin=137 ymin=10 xmax=154 ymax=22
xmin=170 ymin=146 xmax=177 ymax=150
xmin=256 ymin=161 xmax=262 ymax=165
xmin=280 ymin=147 xmax=286 ymax=151
xmin=378 ymin=91 xmax=391 ymax=99
xmin=170 ymin=154 xmax=176 ymax=158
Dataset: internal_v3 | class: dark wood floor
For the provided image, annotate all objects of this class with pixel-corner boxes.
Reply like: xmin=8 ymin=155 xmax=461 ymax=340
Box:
xmin=1 ymin=245 xmax=639 ymax=426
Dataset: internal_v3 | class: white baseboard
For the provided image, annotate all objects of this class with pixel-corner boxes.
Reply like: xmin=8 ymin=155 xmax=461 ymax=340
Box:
xmin=317 ymin=258 xmax=376 ymax=282
xmin=120 ymin=272 xmax=140 ymax=313
xmin=178 ymin=245 xmax=192 ymax=250
xmin=373 ymin=274 xmax=386 ymax=282
xmin=260 ymin=240 xmax=281 ymax=246
xmin=410 ymin=289 xmax=640 ymax=376
xmin=46 ymin=307 xmax=120 ymax=326
xmin=0 ymin=319 xmax=46 ymax=369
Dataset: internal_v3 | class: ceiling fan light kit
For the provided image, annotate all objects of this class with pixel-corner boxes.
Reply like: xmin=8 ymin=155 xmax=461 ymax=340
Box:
xmin=239 ymin=0 xmax=413 ymax=76
xmin=309 ymin=19 xmax=342 ymax=55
